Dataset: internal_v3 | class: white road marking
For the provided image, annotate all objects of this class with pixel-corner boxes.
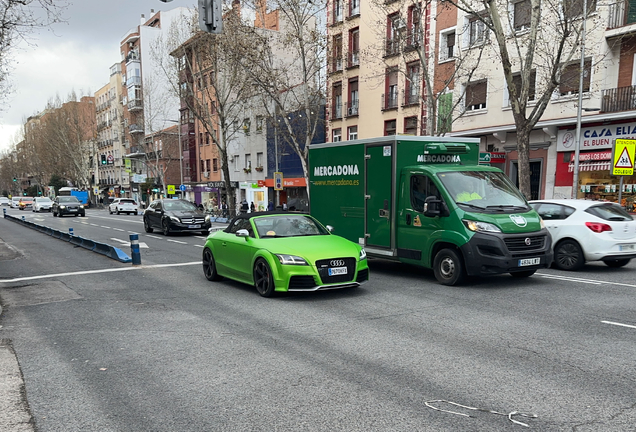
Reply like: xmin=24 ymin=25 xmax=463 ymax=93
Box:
xmin=112 ymin=228 xmax=125 ymax=232
xmin=537 ymin=272 xmax=636 ymax=289
xmin=0 ymin=262 xmax=200 ymax=283
xmin=193 ymin=236 xmax=207 ymax=239
xmin=90 ymin=223 xmax=99 ymax=227
xmin=146 ymin=235 xmax=162 ymax=239
xmin=100 ymin=225 xmax=110 ymax=229
xmin=166 ymin=239 xmax=188 ymax=244
xmin=193 ymin=244 xmax=204 ymax=248
xmin=601 ymin=320 xmax=636 ymax=329
xmin=109 ymin=238 xmax=149 ymax=248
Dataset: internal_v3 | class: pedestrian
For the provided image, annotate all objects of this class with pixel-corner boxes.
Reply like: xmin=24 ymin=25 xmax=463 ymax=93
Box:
xmin=282 ymin=201 xmax=288 ymax=211
xmin=221 ymin=201 xmax=228 ymax=218
xmin=268 ymin=199 xmax=274 ymax=211
xmin=250 ymin=201 xmax=255 ymax=213
xmin=240 ymin=199 xmax=248 ymax=214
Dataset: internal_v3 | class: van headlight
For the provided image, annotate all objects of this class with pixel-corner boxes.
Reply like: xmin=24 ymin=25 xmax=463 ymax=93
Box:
xmin=462 ymin=219 xmax=502 ymax=233
xmin=540 ymin=218 xmax=546 ymax=229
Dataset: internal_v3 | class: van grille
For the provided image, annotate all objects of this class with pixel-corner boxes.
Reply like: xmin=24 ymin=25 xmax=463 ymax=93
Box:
xmin=504 ymin=235 xmax=545 ymax=252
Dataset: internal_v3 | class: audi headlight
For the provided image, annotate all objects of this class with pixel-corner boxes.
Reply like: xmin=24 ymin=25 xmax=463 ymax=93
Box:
xmin=462 ymin=219 xmax=502 ymax=233
xmin=276 ymin=254 xmax=308 ymax=265
xmin=360 ymin=248 xmax=367 ymax=260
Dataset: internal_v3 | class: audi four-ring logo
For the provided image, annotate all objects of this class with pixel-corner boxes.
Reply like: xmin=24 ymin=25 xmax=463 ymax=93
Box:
xmin=331 ymin=259 xmax=345 ymax=267
xmin=524 ymin=238 xmax=532 ymax=246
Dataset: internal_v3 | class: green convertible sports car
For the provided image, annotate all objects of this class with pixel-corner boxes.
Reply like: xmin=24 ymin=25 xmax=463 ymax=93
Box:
xmin=202 ymin=212 xmax=369 ymax=297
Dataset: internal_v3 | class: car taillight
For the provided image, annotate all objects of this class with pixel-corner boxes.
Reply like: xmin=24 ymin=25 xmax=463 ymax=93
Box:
xmin=585 ymin=222 xmax=612 ymax=233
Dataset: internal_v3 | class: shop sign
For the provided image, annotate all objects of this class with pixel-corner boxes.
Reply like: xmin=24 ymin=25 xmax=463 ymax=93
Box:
xmin=490 ymin=152 xmax=506 ymax=163
xmin=612 ymin=139 xmax=636 ymax=176
xmin=557 ymin=121 xmax=636 ymax=152
xmin=569 ymin=150 xmax=612 ymax=161
xmin=479 ymin=152 xmax=491 ymax=164
xmin=263 ymin=178 xmax=308 ymax=188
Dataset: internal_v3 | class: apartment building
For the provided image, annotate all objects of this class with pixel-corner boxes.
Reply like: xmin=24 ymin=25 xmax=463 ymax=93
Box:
xmin=95 ymin=63 xmax=127 ymax=201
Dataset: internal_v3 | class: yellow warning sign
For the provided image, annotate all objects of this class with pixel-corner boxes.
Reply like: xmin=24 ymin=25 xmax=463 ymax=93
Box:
xmin=612 ymin=139 xmax=636 ymax=176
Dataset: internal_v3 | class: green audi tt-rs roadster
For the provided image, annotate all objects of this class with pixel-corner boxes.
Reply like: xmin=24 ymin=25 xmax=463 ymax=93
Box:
xmin=202 ymin=212 xmax=369 ymax=297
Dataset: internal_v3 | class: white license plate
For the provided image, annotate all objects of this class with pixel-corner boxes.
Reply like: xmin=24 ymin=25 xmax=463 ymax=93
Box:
xmin=620 ymin=244 xmax=636 ymax=251
xmin=188 ymin=224 xmax=201 ymax=229
xmin=69 ymin=208 xmax=77 ymax=212
xmin=328 ymin=266 xmax=348 ymax=276
xmin=519 ymin=258 xmax=540 ymax=267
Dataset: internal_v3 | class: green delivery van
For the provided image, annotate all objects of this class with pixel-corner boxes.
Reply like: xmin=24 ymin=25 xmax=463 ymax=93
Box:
xmin=309 ymin=136 xmax=553 ymax=285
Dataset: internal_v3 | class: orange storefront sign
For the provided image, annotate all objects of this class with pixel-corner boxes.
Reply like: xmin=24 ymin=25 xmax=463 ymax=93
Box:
xmin=262 ymin=178 xmax=307 ymax=187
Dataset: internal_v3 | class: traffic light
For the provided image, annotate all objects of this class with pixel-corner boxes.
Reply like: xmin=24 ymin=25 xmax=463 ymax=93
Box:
xmin=101 ymin=155 xmax=107 ymax=165
xmin=13 ymin=177 xmax=16 ymax=182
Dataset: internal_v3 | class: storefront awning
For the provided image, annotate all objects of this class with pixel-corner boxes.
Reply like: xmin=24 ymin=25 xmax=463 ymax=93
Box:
xmin=568 ymin=161 xmax=612 ymax=172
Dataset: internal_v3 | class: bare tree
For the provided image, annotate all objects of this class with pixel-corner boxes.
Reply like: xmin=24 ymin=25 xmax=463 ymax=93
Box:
xmin=445 ymin=0 xmax=599 ymax=198
xmin=0 ymin=0 xmax=68 ymax=108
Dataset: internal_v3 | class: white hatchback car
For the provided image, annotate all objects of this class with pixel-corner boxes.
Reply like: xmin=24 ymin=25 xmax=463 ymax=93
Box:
xmin=109 ymin=198 xmax=139 ymax=215
xmin=0 ymin=196 xmax=10 ymax=206
xmin=529 ymin=199 xmax=636 ymax=270
xmin=10 ymin=197 xmax=21 ymax=208
xmin=32 ymin=197 xmax=53 ymax=212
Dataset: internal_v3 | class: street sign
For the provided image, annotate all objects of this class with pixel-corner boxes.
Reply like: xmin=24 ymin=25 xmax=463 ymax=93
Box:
xmin=612 ymin=139 xmax=636 ymax=176
xmin=179 ymin=184 xmax=186 ymax=191
xmin=274 ymin=172 xmax=283 ymax=191
xmin=167 ymin=185 xmax=176 ymax=195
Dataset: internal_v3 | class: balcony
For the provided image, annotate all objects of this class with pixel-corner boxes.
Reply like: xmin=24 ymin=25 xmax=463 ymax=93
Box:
xmin=332 ymin=103 xmax=343 ymax=119
xmin=347 ymin=51 xmax=359 ymax=68
xmin=402 ymin=89 xmax=420 ymax=107
xmin=385 ymin=38 xmax=400 ymax=57
xmin=129 ymin=124 xmax=144 ymax=134
xmin=127 ymin=98 xmax=143 ymax=111
xmin=331 ymin=57 xmax=343 ymax=74
xmin=346 ymin=101 xmax=359 ymax=117
xmin=601 ymin=85 xmax=636 ymax=113
xmin=127 ymin=76 xmax=141 ymax=87
xmin=381 ymin=92 xmax=398 ymax=110
xmin=405 ymin=31 xmax=422 ymax=51
xmin=608 ymin=0 xmax=636 ymax=34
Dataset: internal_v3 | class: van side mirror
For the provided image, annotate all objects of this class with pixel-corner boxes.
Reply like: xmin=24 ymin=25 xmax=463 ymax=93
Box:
xmin=424 ymin=196 xmax=441 ymax=217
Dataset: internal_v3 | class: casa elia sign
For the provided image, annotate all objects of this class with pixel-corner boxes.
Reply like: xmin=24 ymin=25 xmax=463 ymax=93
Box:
xmin=557 ymin=122 xmax=636 ymax=152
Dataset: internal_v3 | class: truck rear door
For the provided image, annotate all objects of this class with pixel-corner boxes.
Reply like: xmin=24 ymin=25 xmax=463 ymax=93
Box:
xmin=365 ymin=144 xmax=393 ymax=248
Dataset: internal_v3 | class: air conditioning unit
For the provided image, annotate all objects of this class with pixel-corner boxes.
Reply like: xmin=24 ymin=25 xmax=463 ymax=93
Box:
xmin=203 ymin=171 xmax=210 ymax=178
xmin=348 ymin=107 xmax=358 ymax=116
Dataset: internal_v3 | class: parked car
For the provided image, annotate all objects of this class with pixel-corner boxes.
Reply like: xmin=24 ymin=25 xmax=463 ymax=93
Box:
xmin=109 ymin=198 xmax=139 ymax=215
xmin=0 ymin=196 xmax=10 ymax=206
xmin=202 ymin=212 xmax=369 ymax=297
xmin=18 ymin=197 xmax=34 ymax=210
xmin=143 ymin=199 xmax=211 ymax=235
xmin=52 ymin=196 xmax=85 ymax=217
xmin=10 ymin=197 xmax=21 ymax=208
xmin=529 ymin=199 xmax=636 ymax=270
xmin=32 ymin=197 xmax=53 ymax=212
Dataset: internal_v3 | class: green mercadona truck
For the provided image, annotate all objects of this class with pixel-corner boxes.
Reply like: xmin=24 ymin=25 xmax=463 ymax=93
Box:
xmin=308 ymin=135 xmax=553 ymax=285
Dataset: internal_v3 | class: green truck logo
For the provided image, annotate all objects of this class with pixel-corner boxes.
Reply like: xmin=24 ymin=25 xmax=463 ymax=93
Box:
xmin=417 ymin=154 xmax=462 ymax=163
xmin=313 ymin=165 xmax=360 ymax=176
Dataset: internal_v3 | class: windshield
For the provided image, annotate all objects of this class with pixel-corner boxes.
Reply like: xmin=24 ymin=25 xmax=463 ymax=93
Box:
xmin=163 ymin=200 xmax=198 ymax=211
xmin=58 ymin=196 xmax=79 ymax=203
xmin=437 ymin=171 xmax=529 ymax=211
xmin=35 ymin=198 xmax=51 ymax=202
xmin=254 ymin=215 xmax=329 ymax=238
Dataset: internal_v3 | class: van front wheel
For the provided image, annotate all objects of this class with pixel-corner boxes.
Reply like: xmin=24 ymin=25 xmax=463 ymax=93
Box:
xmin=433 ymin=248 xmax=465 ymax=286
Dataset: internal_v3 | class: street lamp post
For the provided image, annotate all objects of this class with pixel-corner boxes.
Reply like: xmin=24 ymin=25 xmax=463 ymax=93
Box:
xmin=164 ymin=119 xmax=184 ymax=197
xmin=571 ymin=0 xmax=588 ymax=199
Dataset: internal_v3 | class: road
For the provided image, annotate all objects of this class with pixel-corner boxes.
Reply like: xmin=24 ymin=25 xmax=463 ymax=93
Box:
xmin=0 ymin=206 xmax=635 ymax=431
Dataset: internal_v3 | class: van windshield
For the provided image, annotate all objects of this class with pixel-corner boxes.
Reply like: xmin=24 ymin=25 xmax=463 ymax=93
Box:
xmin=437 ymin=171 xmax=529 ymax=212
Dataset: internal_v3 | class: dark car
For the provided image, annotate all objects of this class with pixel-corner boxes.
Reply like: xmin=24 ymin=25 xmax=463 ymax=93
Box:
xmin=52 ymin=196 xmax=86 ymax=217
xmin=143 ymin=199 xmax=211 ymax=235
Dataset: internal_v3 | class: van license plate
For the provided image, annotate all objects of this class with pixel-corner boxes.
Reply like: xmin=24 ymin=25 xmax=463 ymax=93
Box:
xmin=328 ymin=267 xmax=347 ymax=276
xmin=519 ymin=258 xmax=540 ymax=267
xmin=620 ymin=244 xmax=635 ymax=251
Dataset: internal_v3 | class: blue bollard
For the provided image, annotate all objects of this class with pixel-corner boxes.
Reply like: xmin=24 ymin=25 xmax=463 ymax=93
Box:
xmin=69 ymin=227 xmax=74 ymax=236
xmin=3 ymin=208 xmax=6 ymax=217
xmin=129 ymin=234 xmax=141 ymax=265
xmin=22 ymin=216 xmax=25 ymax=221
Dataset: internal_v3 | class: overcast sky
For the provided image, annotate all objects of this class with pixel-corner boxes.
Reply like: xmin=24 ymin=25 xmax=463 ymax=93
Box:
xmin=0 ymin=0 xmax=194 ymax=153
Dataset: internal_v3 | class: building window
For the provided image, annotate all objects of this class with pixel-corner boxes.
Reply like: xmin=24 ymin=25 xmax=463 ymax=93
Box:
xmin=348 ymin=28 xmax=359 ymax=67
xmin=348 ymin=126 xmax=358 ymax=140
xmin=439 ymin=29 xmax=456 ymax=61
xmin=505 ymin=70 xmax=536 ymax=106
xmin=205 ymin=132 xmax=210 ymax=145
xmin=348 ymin=78 xmax=359 ymax=116
xmin=405 ymin=62 xmax=420 ymax=105
xmin=332 ymin=34 xmax=343 ymax=72
xmin=243 ymin=118 xmax=251 ymax=134
xmin=333 ymin=0 xmax=343 ymax=23
xmin=212 ymin=158 xmax=218 ymax=172
xmin=513 ymin=0 xmax=531 ymax=30
xmin=384 ymin=119 xmax=397 ymax=136
xmin=257 ymin=152 xmax=263 ymax=168
xmin=199 ymin=132 xmax=203 ymax=146
xmin=332 ymin=128 xmax=342 ymax=142
xmin=404 ymin=117 xmax=418 ymax=135
xmin=468 ymin=15 xmax=486 ymax=46
xmin=233 ymin=155 xmax=240 ymax=171
xmin=559 ymin=59 xmax=592 ymax=95
xmin=245 ymin=154 xmax=251 ymax=169
xmin=465 ymin=80 xmax=487 ymax=111
xmin=407 ymin=4 xmax=421 ymax=48
xmin=256 ymin=116 xmax=263 ymax=133
xmin=349 ymin=0 xmax=360 ymax=17
xmin=332 ymin=82 xmax=343 ymax=119
xmin=564 ymin=0 xmax=597 ymax=19
xmin=384 ymin=68 xmax=398 ymax=109
xmin=386 ymin=13 xmax=401 ymax=56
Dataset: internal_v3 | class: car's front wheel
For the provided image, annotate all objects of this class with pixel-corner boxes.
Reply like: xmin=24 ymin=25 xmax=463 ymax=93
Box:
xmin=604 ymin=258 xmax=631 ymax=268
xmin=254 ymin=258 xmax=275 ymax=297
xmin=162 ymin=219 xmax=171 ymax=236
xmin=202 ymin=248 xmax=222 ymax=281
xmin=433 ymin=248 xmax=465 ymax=286
xmin=143 ymin=217 xmax=153 ymax=233
xmin=554 ymin=239 xmax=584 ymax=271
